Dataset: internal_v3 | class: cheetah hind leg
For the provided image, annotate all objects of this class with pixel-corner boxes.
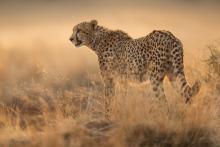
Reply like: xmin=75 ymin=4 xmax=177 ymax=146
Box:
xmin=149 ymin=76 xmax=167 ymax=104
xmin=149 ymin=75 xmax=171 ymax=115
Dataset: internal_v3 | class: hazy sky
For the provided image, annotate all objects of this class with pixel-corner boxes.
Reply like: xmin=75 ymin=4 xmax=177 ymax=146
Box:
xmin=0 ymin=0 xmax=219 ymax=51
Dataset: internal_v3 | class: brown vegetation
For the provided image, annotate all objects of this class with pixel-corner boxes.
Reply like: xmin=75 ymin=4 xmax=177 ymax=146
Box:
xmin=0 ymin=45 xmax=220 ymax=147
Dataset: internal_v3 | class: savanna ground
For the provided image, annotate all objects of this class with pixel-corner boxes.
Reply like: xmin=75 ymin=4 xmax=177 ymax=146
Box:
xmin=1 ymin=0 xmax=220 ymax=147
xmin=0 ymin=42 xmax=220 ymax=147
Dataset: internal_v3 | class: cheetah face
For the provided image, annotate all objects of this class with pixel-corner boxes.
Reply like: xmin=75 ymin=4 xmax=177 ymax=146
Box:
xmin=69 ymin=20 xmax=97 ymax=47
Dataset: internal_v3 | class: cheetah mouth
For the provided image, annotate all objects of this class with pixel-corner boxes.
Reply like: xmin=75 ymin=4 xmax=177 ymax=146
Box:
xmin=75 ymin=40 xmax=82 ymax=47
xmin=75 ymin=33 xmax=83 ymax=47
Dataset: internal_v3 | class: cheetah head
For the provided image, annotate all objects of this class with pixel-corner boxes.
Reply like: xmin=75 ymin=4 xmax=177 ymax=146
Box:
xmin=69 ymin=20 xmax=98 ymax=47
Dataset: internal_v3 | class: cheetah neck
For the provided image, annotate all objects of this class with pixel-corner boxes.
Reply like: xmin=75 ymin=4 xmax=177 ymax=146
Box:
xmin=88 ymin=26 xmax=132 ymax=56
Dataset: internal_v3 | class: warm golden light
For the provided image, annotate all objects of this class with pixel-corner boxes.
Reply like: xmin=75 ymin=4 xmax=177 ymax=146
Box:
xmin=0 ymin=0 xmax=220 ymax=146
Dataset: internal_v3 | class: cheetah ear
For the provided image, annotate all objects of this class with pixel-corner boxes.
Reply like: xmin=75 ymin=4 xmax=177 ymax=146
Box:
xmin=90 ymin=19 xmax=98 ymax=30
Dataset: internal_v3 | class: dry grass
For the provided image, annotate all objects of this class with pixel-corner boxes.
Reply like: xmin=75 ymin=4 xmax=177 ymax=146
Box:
xmin=0 ymin=45 xmax=220 ymax=147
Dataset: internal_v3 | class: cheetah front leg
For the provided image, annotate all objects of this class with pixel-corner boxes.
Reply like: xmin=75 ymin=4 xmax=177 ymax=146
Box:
xmin=99 ymin=56 xmax=116 ymax=119
xmin=103 ymin=77 xmax=115 ymax=119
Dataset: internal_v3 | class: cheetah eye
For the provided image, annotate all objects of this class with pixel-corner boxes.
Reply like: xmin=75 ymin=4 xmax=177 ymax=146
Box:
xmin=77 ymin=29 xmax=88 ymax=35
xmin=77 ymin=29 xmax=84 ymax=33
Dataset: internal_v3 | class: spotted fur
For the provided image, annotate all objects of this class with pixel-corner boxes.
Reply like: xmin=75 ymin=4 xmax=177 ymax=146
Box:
xmin=70 ymin=20 xmax=201 ymax=117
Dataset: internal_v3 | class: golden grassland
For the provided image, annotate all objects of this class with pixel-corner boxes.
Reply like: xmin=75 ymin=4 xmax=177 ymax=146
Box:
xmin=0 ymin=44 xmax=220 ymax=147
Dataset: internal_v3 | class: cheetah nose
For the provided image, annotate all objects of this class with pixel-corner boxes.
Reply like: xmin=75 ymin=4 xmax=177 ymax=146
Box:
xmin=69 ymin=38 xmax=73 ymax=42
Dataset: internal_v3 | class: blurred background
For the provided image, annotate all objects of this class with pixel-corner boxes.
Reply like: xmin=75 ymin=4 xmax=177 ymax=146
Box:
xmin=0 ymin=0 xmax=220 ymax=76
xmin=0 ymin=1 xmax=220 ymax=146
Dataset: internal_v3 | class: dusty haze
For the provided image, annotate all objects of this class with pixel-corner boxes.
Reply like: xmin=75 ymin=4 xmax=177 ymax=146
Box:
xmin=0 ymin=1 xmax=220 ymax=146
xmin=1 ymin=0 xmax=220 ymax=49
xmin=0 ymin=0 xmax=219 ymax=74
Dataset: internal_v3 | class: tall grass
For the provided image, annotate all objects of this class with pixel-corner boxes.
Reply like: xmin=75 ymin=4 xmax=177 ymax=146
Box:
xmin=0 ymin=45 xmax=219 ymax=147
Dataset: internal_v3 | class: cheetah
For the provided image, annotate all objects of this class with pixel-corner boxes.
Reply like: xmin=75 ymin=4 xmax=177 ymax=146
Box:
xmin=69 ymin=20 xmax=201 ymax=117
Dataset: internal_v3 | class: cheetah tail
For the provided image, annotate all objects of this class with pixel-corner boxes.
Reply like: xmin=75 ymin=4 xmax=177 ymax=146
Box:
xmin=191 ymin=80 xmax=201 ymax=97
xmin=184 ymin=80 xmax=201 ymax=103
